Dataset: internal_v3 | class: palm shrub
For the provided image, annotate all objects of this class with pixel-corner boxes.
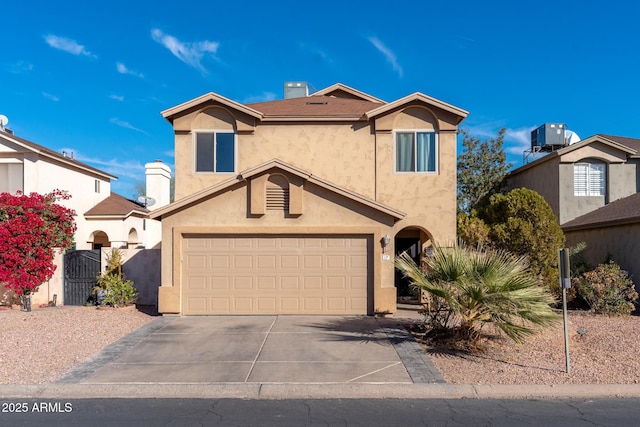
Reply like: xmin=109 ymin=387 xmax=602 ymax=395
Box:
xmin=395 ymin=243 xmax=559 ymax=345
xmin=572 ymin=261 xmax=638 ymax=315
xmin=93 ymin=248 xmax=137 ymax=307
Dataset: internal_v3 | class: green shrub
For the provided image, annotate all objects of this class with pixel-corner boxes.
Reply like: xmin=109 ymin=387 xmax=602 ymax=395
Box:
xmin=95 ymin=273 xmax=137 ymax=307
xmin=572 ymin=261 xmax=638 ymax=315
xmin=457 ymin=212 xmax=490 ymax=247
xmin=93 ymin=248 xmax=137 ymax=307
xmin=479 ymin=188 xmax=565 ymax=296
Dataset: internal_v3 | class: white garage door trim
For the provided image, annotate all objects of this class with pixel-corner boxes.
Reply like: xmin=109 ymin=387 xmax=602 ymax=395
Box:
xmin=181 ymin=234 xmax=372 ymax=315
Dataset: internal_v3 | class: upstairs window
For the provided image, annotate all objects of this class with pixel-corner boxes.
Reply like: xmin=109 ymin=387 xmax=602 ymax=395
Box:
xmin=395 ymin=131 xmax=437 ymax=173
xmin=94 ymin=179 xmax=100 ymax=193
xmin=574 ymin=162 xmax=605 ymax=196
xmin=195 ymin=131 xmax=235 ymax=173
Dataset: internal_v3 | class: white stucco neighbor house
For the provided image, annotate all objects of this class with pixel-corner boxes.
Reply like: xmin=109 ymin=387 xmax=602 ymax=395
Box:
xmin=0 ymin=127 xmax=170 ymax=250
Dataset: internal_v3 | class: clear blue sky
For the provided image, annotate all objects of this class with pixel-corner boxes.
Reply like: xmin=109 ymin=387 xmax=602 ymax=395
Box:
xmin=2 ymin=0 xmax=639 ymax=196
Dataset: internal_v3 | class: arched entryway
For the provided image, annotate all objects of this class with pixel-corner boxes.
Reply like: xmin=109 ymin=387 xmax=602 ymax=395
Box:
xmin=127 ymin=228 xmax=139 ymax=248
xmin=89 ymin=230 xmax=110 ymax=250
xmin=394 ymin=226 xmax=433 ymax=302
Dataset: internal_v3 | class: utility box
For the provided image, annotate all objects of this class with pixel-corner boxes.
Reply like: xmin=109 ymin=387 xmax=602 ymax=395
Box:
xmin=531 ymin=123 xmax=567 ymax=149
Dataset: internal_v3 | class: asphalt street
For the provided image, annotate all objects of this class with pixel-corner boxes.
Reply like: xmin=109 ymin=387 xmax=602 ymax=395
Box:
xmin=1 ymin=398 xmax=638 ymax=426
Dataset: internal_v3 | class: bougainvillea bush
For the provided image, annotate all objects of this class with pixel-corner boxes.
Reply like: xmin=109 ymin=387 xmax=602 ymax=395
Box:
xmin=0 ymin=190 xmax=76 ymax=297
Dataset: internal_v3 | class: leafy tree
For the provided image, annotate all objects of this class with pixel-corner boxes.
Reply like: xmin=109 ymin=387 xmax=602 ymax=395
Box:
xmin=0 ymin=191 xmax=76 ymax=301
xmin=395 ymin=243 xmax=558 ymax=346
xmin=479 ymin=188 xmax=565 ymax=294
xmin=457 ymin=128 xmax=512 ymax=214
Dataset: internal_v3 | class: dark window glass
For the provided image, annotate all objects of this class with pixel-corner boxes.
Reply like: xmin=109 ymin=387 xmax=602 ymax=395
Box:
xmin=216 ymin=133 xmax=235 ymax=173
xmin=196 ymin=133 xmax=215 ymax=172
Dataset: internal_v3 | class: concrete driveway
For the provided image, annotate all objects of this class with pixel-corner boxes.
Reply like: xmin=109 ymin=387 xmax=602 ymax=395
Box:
xmin=58 ymin=315 xmax=443 ymax=385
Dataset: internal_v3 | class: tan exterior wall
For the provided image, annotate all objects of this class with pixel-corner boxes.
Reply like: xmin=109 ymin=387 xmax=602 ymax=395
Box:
xmin=565 ymin=224 xmax=640 ymax=285
xmin=159 ymin=176 xmax=398 ymax=314
xmin=172 ymin=104 xmax=457 ymax=244
xmin=163 ymin=93 xmax=464 ymax=314
xmin=174 ymin=109 xmax=376 ymax=201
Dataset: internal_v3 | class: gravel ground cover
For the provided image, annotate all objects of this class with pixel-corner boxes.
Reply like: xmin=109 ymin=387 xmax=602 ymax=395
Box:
xmin=0 ymin=305 xmax=153 ymax=384
xmin=0 ymin=305 xmax=638 ymax=385
xmin=410 ymin=310 xmax=640 ymax=384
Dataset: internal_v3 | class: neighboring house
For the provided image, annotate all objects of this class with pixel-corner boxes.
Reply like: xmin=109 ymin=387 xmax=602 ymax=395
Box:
xmin=507 ymin=131 xmax=640 ymax=281
xmin=561 ymin=192 xmax=640 ymax=282
xmin=0 ymin=128 xmax=170 ymax=250
xmin=151 ymin=82 xmax=468 ymax=316
xmin=507 ymin=133 xmax=640 ymax=225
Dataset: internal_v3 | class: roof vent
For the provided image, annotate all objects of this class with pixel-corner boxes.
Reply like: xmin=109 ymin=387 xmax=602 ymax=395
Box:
xmin=284 ymin=82 xmax=308 ymax=99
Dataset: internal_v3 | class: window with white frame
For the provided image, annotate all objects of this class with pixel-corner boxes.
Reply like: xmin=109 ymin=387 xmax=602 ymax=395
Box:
xmin=195 ymin=131 xmax=235 ymax=173
xmin=395 ymin=131 xmax=437 ymax=173
xmin=574 ymin=162 xmax=605 ymax=196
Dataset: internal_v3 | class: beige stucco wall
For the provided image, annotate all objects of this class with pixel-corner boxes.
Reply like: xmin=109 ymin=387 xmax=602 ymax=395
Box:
xmin=171 ymin=103 xmax=458 ymax=244
xmin=374 ymin=106 xmax=457 ymax=244
xmin=173 ymin=106 xmax=376 ymax=201
xmin=159 ymin=171 xmax=398 ymax=314
xmin=30 ymin=251 xmax=64 ymax=307
xmin=565 ymin=224 xmax=640 ymax=285
xmin=163 ymin=95 xmax=464 ymax=314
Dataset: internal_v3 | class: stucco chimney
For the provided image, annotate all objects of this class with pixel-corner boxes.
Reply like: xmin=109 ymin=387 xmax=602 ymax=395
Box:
xmin=145 ymin=160 xmax=171 ymax=210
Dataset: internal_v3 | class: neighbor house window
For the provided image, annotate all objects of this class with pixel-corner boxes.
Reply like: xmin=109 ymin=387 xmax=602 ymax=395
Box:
xmin=94 ymin=179 xmax=100 ymax=193
xmin=195 ymin=131 xmax=235 ymax=173
xmin=574 ymin=162 xmax=605 ymax=196
xmin=395 ymin=131 xmax=437 ymax=172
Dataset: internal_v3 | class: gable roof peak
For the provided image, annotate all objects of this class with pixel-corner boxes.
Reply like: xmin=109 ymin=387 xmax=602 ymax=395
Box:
xmin=311 ymin=83 xmax=385 ymax=103
xmin=161 ymin=91 xmax=264 ymax=123
xmin=365 ymin=92 xmax=469 ymax=123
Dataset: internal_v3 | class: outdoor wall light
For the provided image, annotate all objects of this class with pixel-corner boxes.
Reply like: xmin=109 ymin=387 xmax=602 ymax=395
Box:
xmin=381 ymin=234 xmax=391 ymax=253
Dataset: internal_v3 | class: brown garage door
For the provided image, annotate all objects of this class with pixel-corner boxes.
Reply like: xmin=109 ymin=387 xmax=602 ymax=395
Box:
xmin=182 ymin=235 xmax=371 ymax=315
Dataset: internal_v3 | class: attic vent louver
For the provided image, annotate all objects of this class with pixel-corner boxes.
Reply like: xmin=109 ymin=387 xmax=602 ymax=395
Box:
xmin=266 ymin=185 xmax=290 ymax=211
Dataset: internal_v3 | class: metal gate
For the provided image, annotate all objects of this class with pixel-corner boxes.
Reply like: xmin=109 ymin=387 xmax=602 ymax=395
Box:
xmin=63 ymin=250 xmax=101 ymax=305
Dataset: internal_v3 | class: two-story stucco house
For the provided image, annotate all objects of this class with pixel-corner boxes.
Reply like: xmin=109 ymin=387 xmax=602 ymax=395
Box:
xmin=507 ymin=132 xmax=640 ymax=281
xmin=151 ymin=83 xmax=468 ymax=316
xmin=0 ymin=128 xmax=170 ymax=250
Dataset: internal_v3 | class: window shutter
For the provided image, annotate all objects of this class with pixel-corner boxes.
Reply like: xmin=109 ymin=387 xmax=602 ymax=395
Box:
xmin=589 ymin=163 xmax=605 ymax=196
xmin=574 ymin=164 xmax=588 ymax=196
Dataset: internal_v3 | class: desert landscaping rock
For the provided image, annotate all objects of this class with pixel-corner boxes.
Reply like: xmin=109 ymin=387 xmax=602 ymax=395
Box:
xmin=422 ymin=310 xmax=640 ymax=385
xmin=0 ymin=306 xmax=153 ymax=384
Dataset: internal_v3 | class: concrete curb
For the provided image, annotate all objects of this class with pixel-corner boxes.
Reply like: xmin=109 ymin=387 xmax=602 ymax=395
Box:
xmin=1 ymin=383 xmax=639 ymax=400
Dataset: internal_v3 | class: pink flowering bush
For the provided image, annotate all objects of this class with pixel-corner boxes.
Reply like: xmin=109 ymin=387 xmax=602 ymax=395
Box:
xmin=0 ymin=190 xmax=76 ymax=297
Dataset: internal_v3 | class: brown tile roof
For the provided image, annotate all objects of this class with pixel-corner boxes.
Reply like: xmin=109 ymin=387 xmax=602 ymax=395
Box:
xmin=246 ymin=95 xmax=383 ymax=119
xmin=85 ymin=192 xmax=148 ymax=217
xmin=0 ymin=130 xmax=117 ymax=180
xmin=562 ymin=192 xmax=640 ymax=230
xmin=598 ymin=134 xmax=640 ymax=153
